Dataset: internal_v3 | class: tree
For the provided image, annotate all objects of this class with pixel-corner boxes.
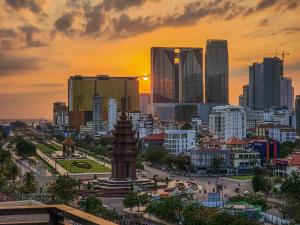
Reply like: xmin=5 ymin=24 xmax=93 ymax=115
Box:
xmin=16 ymin=140 xmax=36 ymax=158
xmin=123 ymin=192 xmax=138 ymax=211
xmin=211 ymin=157 xmax=223 ymax=174
xmin=7 ymin=162 xmax=19 ymax=184
xmin=138 ymin=193 xmax=150 ymax=211
xmin=165 ymin=177 xmax=170 ymax=186
xmin=144 ymin=148 xmax=168 ymax=165
xmin=136 ymin=156 xmax=144 ymax=170
xmin=47 ymin=175 xmax=80 ymax=204
xmin=181 ymin=123 xmax=192 ymax=130
xmin=80 ymin=196 xmax=103 ymax=215
xmin=20 ymin=172 xmax=37 ymax=194
xmin=182 ymin=202 xmax=215 ymax=225
xmin=211 ymin=211 xmax=260 ymax=225
xmin=252 ymin=167 xmax=272 ymax=194
xmin=280 ymin=172 xmax=300 ymax=223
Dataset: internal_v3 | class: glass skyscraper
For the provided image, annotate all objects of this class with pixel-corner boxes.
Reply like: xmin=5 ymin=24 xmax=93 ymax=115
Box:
xmin=205 ymin=39 xmax=229 ymax=104
xmin=151 ymin=47 xmax=203 ymax=105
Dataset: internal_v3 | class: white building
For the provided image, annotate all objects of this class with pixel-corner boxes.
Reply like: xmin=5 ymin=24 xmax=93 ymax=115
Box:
xmin=209 ymin=105 xmax=246 ymax=140
xmin=275 ymin=152 xmax=300 ymax=178
xmin=268 ymin=126 xmax=296 ymax=143
xmin=53 ymin=102 xmax=68 ymax=127
xmin=93 ymin=94 xmax=102 ymax=135
xmin=108 ymin=98 xmax=117 ymax=132
xmin=164 ymin=129 xmax=196 ymax=156
xmin=80 ymin=121 xmax=93 ymax=134
xmin=137 ymin=114 xmax=154 ymax=138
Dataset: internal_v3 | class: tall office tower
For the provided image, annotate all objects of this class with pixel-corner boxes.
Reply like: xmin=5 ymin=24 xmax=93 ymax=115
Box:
xmin=139 ymin=93 xmax=150 ymax=115
xmin=295 ymin=96 xmax=300 ymax=135
xmin=93 ymin=94 xmax=102 ymax=135
xmin=151 ymin=47 xmax=203 ymax=105
xmin=68 ymin=75 xmax=139 ymax=131
xmin=108 ymin=98 xmax=117 ymax=132
xmin=53 ymin=102 xmax=68 ymax=127
xmin=263 ymin=57 xmax=283 ymax=109
xmin=280 ymin=77 xmax=294 ymax=111
xmin=239 ymin=85 xmax=249 ymax=108
xmin=205 ymin=39 xmax=229 ymax=104
xmin=248 ymin=63 xmax=264 ymax=109
xmin=209 ymin=105 xmax=246 ymax=140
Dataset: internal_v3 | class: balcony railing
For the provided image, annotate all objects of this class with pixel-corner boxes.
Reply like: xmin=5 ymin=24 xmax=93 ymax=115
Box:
xmin=0 ymin=204 xmax=117 ymax=225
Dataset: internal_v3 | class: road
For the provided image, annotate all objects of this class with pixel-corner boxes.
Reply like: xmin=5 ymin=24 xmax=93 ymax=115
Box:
xmin=143 ymin=164 xmax=253 ymax=200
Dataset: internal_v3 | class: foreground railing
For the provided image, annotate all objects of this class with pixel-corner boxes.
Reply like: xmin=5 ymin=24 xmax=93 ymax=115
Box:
xmin=0 ymin=204 xmax=117 ymax=225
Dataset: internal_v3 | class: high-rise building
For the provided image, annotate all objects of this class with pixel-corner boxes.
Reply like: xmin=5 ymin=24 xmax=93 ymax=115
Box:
xmin=263 ymin=57 xmax=283 ymax=109
xmin=280 ymin=77 xmax=294 ymax=111
xmin=295 ymin=96 xmax=300 ymax=135
xmin=243 ymin=57 xmax=285 ymax=110
xmin=68 ymin=75 xmax=139 ymax=131
xmin=53 ymin=102 xmax=68 ymax=127
xmin=139 ymin=93 xmax=150 ymax=115
xmin=108 ymin=98 xmax=117 ymax=132
xmin=151 ymin=47 xmax=203 ymax=105
xmin=249 ymin=63 xmax=264 ymax=109
xmin=205 ymin=39 xmax=229 ymax=104
xmin=239 ymin=85 xmax=249 ymax=108
xmin=209 ymin=105 xmax=246 ymax=140
xmin=93 ymin=94 xmax=102 ymax=135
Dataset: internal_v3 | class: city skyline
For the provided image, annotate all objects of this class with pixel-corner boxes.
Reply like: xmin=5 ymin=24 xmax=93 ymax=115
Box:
xmin=0 ymin=0 xmax=300 ymax=119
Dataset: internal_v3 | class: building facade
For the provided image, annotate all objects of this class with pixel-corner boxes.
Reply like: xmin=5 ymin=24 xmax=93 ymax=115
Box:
xmin=280 ymin=77 xmax=294 ymax=111
xmin=205 ymin=39 xmax=229 ymax=104
xmin=93 ymin=94 xmax=102 ymax=135
xmin=151 ymin=47 xmax=203 ymax=116
xmin=139 ymin=93 xmax=150 ymax=115
xmin=209 ymin=105 xmax=246 ymax=140
xmin=296 ymin=95 xmax=300 ymax=135
xmin=108 ymin=98 xmax=117 ymax=132
xmin=68 ymin=75 xmax=139 ymax=131
xmin=53 ymin=102 xmax=68 ymax=127
xmin=164 ymin=129 xmax=196 ymax=156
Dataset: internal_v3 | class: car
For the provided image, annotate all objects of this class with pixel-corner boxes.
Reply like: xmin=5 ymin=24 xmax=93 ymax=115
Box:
xmin=243 ymin=191 xmax=250 ymax=195
xmin=171 ymin=174 xmax=176 ymax=177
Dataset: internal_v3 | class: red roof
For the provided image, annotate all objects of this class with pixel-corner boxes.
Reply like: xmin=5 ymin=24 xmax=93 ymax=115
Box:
xmin=281 ymin=152 xmax=300 ymax=167
xmin=204 ymin=139 xmax=223 ymax=145
xmin=143 ymin=133 xmax=164 ymax=141
xmin=225 ymin=138 xmax=249 ymax=145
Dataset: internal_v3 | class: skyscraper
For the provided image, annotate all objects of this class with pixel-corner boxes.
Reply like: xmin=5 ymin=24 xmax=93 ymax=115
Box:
xmin=151 ymin=47 xmax=203 ymax=105
xmin=243 ymin=57 xmax=285 ymax=110
xmin=263 ymin=57 xmax=283 ymax=109
xmin=68 ymin=75 xmax=139 ymax=131
xmin=239 ymin=85 xmax=249 ymax=108
xmin=280 ymin=77 xmax=294 ymax=111
xmin=93 ymin=94 xmax=102 ymax=135
xmin=53 ymin=102 xmax=68 ymax=127
xmin=249 ymin=62 xmax=264 ymax=109
xmin=108 ymin=98 xmax=117 ymax=132
xmin=295 ymin=96 xmax=300 ymax=135
xmin=205 ymin=40 xmax=229 ymax=104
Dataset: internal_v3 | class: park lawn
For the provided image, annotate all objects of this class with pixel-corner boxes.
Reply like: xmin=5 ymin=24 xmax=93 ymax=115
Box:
xmin=229 ymin=175 xmax=253 ymax=181
xmin=36 ymin=143 xmax=57 ymax=155
xmin=57 ymin=159 xmax=111 ymax=173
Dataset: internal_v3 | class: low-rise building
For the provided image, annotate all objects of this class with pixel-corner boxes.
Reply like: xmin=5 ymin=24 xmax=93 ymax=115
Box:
xmin=231 ymin=149 xmax=260 ymax=173
xmin=164 ymin=129 xmax=196 ymax=156
xmin=190 ymin=148 xmax=231 ymax=171
xmin=268 ymin=126 xmax=296 ymax=143
xmin=250 ymin=138 xmax=279 ymax=164
xmin=274 ymin=152 xmax=300 ymax=178
xmin=141 ymin=133 xmax=164 ymax=153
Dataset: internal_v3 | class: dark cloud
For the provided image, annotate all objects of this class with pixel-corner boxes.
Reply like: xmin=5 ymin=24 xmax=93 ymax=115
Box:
xmin=54 ymin=13 xmax=75 ymax=35
xmin=102 ymin=0 xmax=147 ymax=11
xmin=4 ymin=0 xmax=46 ymax=16
xmin=0 ymin=53 xmax=43 ymax=75
xmin=19 ymin=25 xmax=49 ymax=47
xmin=110 ymin=1 xmax=239 ymax=38
xmin=84 ymin=3 xmax=105 ymax=35
xmin=257 ymin=19 xmax=269 ymax=27
xmin=0 ymin=29 xmax=17 ymax=38
xmin=271 ymin=27 xmax=300 ymax=35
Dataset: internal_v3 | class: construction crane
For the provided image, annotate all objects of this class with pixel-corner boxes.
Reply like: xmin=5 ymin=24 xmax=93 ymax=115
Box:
xmin=276 ymin=51 xmax=290 ymax=61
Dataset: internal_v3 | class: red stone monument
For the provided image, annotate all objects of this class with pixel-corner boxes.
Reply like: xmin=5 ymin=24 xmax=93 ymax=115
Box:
xmin=110 ymin=111 xmax=137 ymax=180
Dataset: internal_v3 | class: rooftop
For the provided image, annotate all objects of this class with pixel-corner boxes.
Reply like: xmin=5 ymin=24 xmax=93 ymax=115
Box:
xmin=143 ymin=133 xmax=165 ymax=141
xmin=225 ymin=138 xmax=249 ymax=145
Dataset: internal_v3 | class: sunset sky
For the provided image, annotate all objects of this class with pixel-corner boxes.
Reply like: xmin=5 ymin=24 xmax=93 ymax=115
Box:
xmin=0 ymin=0 xmax=299 ymax=119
